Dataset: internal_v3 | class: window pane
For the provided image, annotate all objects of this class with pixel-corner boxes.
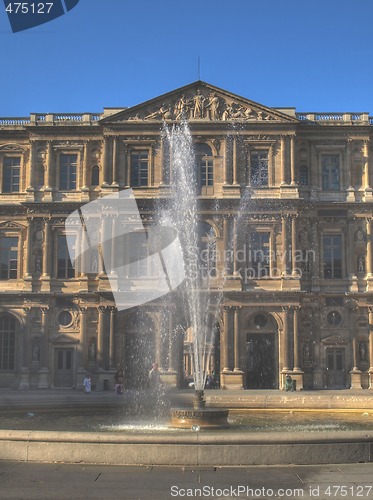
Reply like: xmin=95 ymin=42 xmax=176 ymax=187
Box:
xmin=3 ymin=157 xmax=21 ymax=193
xmin=59 ymin=154 xmax=77 ymax=190
xmin=0 ymin=237 xmax=18 ymax=280
xmin=249 ymin=232 xmax=270 ymax=277
xmin=250 ymin=151 xmax=268 ymax=187
xmin=322 ymin=155 xmax=340 ymax=191
xmin=131 ymin=151 xmax=148 ymax=187
xmin=323 ymin=234 xmax=342 ymax=279
xmin=57 ymin=235 xmax=75 ymax=279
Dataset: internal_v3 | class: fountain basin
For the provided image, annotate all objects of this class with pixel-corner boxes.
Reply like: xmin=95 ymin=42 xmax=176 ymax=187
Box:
xmin=1 ymin=429 xmax=372 ymax=466
xmin=169 ymin=408 xmax=229 ymax=429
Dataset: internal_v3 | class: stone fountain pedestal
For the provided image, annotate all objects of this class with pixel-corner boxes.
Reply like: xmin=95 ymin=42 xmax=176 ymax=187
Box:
xmin=169 ymin=390 xmax=229 ymax=429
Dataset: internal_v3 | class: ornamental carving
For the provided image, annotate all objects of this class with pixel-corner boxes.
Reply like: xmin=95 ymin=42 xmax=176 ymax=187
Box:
xmin=125 ymin=89 xmax=282 ymax=123
xmin=0 ymin=221 xmax=25 ymax=229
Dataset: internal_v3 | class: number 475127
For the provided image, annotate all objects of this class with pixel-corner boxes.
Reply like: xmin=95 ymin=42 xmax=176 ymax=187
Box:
xmin=6 ymin=3 xmax=54 ymax=14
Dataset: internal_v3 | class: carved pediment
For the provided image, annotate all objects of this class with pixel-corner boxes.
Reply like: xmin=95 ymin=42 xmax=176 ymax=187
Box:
xmin=0 ymin=143 xmax=26 ymax=152
xmin=101 ymin=81 xmax=298 ymax=125
xmin=321 ymin=335 xmax=349 ymax=345
xmin=0 ymin=221 xmax=25 ymax=229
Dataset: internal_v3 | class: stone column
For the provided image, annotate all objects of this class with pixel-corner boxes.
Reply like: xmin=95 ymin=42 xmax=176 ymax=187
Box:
xmin=223 ymin=217 xmax=232 ymax=276
xmin=223 ymin=138 xmax=229 ymax=184
xmin=293 ymin=307 xmax=301 ymax=371
xmin=79 ymin=307 xmax=87 ymax=369
xmin=282 ymin=306 xmax=290 ymax=372
xmin=45 ymin=141 xmax=53 ymax=190
xmin=352 ymin=336 xmax=359 ymax=371
xmin=109 ymin=307 xmax=116 ymax=369
xmin=25 ymin=218 xmax=33 ymax=278
xmin=350 ymin=334 xmax=363 ymax=390
xmin=38 ymin=307 xmax=49 ymax=388
xmin=364 ymin=140 xmax=371 ymax=189
xmin=110 ymin=215 xmax=117 ymax=276
xmin=42 ymin=219 xmax=51 ymax=279
xmin=101 ymin=137 xmax=109 ymax=186
xmin=124 ymin=145 xmax=131 ymax=187
xmin=26 ymin=141 xmax=36 ymax=191
xmin=233 ymin=217 xmax=239 ymax=276
xmin=98 ymin=306 xmax=107 ymax=369
xmin=112 ymin=136 xmax=118 ymax=186
xmin=291 ymin=215 xmax=298 ymax=276
xmin=245 ymin=145 xmax=251 ymax=187
xmin=19 ymin=307 xmax=31 ymax=389
xmin=366 ymin=217 xmax=372 ymax=277
xmin=282 ymin=215 xmax=289 ymax=276
xmin=346 ymin=139 xmax=353 ymax=189
xmin=232 ymin=137 xmax=238 ymax=185
xmin=280 ymin=135 xmax=287 ymax=185
xmin=81 ymin=141 xmax=90 ymax=191
xmin=368 ymin=307 xmax=373 ymax=389
xmin=290 ymin=135 xmax=297 ymax=185
xmin=233 ymin=307 xmax=240 ymax=371
xmin=222 ymin=307 xmax=230 ymax=371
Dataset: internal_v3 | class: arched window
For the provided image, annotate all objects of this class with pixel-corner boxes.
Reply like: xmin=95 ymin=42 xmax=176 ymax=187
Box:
xmin=91 ymin=165 xmax=99 ymax=186
xmin=0 ymin=314 xmax=16 ymax=370
xmin=195 ymin=144 xmax=214 ymax=194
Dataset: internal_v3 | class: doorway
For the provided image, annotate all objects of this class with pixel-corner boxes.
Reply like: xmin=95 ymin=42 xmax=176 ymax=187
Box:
xmin=326 ymin=348 xmax=346 ymax=388
xmin=54 ymin=348 xmax=74 ymax=387
xmin=246 ymin=333 xmax=276 ymax=389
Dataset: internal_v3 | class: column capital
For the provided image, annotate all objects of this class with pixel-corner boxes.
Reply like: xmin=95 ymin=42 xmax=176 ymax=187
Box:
xmin=79 ymin=306 xmax=88 ymax=314
xmin=98 ymin=305 xmax=108 ymax=314
xmin=40 ymin=307 xmax=48 ymax=315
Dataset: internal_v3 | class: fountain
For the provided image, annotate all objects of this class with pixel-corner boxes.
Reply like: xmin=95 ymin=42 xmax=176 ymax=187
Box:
xmin=161 ymin=121 xmax=228 ymax=428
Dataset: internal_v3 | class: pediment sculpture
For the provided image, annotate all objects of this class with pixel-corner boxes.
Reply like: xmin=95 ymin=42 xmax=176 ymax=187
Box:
xmin=126 ymin=89 xmax=281 ymax=122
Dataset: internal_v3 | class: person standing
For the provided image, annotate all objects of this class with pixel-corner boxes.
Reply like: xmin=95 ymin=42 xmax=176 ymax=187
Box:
xmin=83 ymin=374 xmax=92 ymax=395
xmin=148 ymin=362 xmax=162 ymax=390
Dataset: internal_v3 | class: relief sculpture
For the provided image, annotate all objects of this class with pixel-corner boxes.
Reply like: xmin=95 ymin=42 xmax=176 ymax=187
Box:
xmin=126 ymin=89 xmax=280 ymax=122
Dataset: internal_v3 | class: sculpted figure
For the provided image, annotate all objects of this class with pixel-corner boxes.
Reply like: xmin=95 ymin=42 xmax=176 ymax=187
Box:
xmin=174 ymin=94 xmax=190 ymax=120
xmin=145 ymin=103 xmax=172 ymax=120
xmin=193 ymin=90 xmax=205 ymax=119
xmin=222 ymin=103 xmax=234 ymax=121
xmin=205 ymin=92 xmax=220 ymax=120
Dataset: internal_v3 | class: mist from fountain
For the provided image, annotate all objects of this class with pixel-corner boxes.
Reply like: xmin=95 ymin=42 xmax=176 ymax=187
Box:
xmin=161 ymin=121 xmax=222 ymax=393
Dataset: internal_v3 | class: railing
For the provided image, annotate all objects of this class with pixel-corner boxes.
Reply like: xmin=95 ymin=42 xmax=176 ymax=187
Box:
xmin=296 ymin=112 xmax=371 ymax=124
xmin=0 ymin=113 xmax=102 ymax=126
xmin=0 ymin=117 xmax=30 ymax=126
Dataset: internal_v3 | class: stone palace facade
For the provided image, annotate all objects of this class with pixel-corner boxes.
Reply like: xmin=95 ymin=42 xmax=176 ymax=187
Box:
xmin=0 ymin=81 xmax=373 ymax=391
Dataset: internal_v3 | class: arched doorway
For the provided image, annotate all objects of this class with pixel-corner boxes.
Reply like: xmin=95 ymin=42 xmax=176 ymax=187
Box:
xmin=245 ymin=313 xmax=278 ymax=389
xmin=124 ymin=313 xmax=155 ymax=389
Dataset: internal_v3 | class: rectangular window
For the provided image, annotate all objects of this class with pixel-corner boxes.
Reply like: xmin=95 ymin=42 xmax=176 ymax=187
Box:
xmin=0 ymin=237 xmax=18 ymax=280
xmin=249 ymin=232 xmax=270 ymax=278
xmin=59 ymin=154 xmax=77 ymax=190
xmin=323 ymin=234 xmax=342 ymax=279
xmin=200 ymin=159 xmax=213 ymax=186
xmin=250 ymin=151 xmax=268 ymax=187
xmin=322 ymin=154 xmax=340 ymax=191
xmin=3 ymin=157 xmax=21 ymax=193
xmin=130 ymin=151 xmax=148 ymax=187
xmin=57 ymin=235 xmax=75 ymax=279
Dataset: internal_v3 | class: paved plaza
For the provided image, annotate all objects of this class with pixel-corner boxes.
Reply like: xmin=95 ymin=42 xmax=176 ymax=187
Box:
xmin=1 ymin=461 xmax=373 ymax=500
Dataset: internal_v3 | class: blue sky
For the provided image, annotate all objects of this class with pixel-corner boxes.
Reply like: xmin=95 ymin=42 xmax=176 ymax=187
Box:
xmin=1 ymin=0 xmax=373 ymax=116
